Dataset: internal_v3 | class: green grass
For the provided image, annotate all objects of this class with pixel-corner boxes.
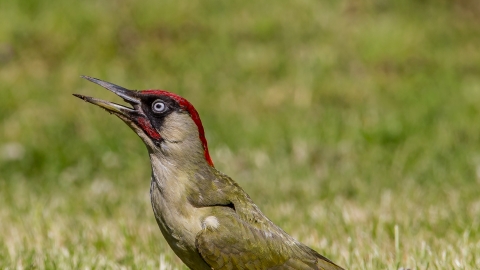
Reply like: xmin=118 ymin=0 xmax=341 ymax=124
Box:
xmin=1 ymin=0 xmax=480 ymax=269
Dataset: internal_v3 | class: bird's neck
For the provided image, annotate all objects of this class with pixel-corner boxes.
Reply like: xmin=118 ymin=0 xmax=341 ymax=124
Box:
xmin=150 ymin=153 xmax=184 ymax=193
xmin=148 ymin=150 xmax=210 ymax=201
xmin=148 ymin=151 xmax=215 ymax=270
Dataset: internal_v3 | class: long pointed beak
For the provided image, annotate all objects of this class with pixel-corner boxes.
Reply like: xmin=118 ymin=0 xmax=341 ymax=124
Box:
xmin=73 ymin=76 xmax=140 ymax=118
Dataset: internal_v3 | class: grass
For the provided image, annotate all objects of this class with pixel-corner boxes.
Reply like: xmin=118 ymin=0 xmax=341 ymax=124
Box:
xmin=1 ymin=0 xmax=480 ymax=269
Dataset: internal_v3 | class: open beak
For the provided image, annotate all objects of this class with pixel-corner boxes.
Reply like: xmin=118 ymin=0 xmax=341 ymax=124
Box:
xmin=75 ymin=75 xmax=163 ymax=143
xmin=73 ymin=76 xmax=140 ymax=118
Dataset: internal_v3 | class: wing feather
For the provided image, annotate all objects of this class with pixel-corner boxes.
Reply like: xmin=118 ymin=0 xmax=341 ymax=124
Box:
xmin=196 ymin=212 xmax=344 ymax=270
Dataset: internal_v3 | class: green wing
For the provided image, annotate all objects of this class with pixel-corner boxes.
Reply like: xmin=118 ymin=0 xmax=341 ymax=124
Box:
xmin=195 ymin=211 xmax=344 ymax=270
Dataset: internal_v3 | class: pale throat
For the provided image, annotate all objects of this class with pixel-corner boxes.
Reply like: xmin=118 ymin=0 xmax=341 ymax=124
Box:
xmin=146 ymin=112 xmax=210 ymax=200
xmin=149 ymin=152 xmax=184 ymax=193
xmin=148 ymin=149 xmax=201 ymax=202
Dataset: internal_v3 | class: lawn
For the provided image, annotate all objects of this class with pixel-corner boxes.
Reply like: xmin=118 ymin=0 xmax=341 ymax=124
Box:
xmin=1 ymin=0 xmax=480 ymax=269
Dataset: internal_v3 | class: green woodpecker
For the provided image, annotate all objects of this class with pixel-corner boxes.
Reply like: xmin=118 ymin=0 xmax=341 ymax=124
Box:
xmin=74 ymin=76 xmax=344 ymax=270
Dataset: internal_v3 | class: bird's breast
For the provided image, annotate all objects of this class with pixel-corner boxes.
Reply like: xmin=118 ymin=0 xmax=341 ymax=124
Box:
xmin=150 ymin=178 xmax=212 ymax=269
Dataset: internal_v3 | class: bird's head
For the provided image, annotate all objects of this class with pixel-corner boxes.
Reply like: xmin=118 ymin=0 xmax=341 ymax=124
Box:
xmin=74 ymin=76 xmax=214 ymax=167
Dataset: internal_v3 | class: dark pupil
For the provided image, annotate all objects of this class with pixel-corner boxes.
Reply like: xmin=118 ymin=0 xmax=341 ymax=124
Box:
xmin=155 ymin=102 xmax=164 ymax=111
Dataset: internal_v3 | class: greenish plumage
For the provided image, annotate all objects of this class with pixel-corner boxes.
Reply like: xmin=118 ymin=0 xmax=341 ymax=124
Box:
xmin=189 ymin=169 xmax=344 ymax=270
xmin=76 ymin=77 xmax=344 ymax=270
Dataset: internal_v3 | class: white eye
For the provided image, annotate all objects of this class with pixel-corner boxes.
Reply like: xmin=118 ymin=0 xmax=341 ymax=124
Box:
xmin=152 ymin=100 xmax=167 ymax=113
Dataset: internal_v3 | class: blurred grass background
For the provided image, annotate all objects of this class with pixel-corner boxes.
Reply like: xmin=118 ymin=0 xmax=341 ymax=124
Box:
xmin=1 ymin=0 xmax=480 ymax=269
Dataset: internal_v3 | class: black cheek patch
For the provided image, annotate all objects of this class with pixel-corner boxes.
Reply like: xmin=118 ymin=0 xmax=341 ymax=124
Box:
xmin=140 ymin=96 xmax=180 ymax=138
